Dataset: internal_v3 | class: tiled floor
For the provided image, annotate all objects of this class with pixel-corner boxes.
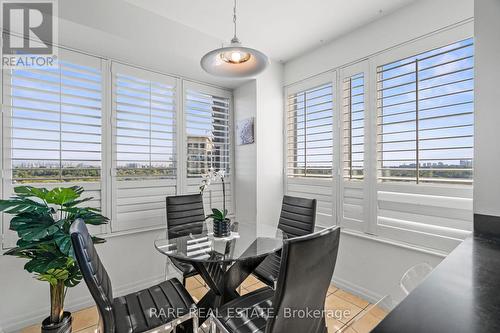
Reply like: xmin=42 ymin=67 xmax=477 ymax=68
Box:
xmin=20 ymin=275 xmax=386 ymax=333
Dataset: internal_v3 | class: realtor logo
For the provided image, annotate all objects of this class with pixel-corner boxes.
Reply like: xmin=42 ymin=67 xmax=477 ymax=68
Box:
xmin=1 ymin=0 xmax=58 ymax=68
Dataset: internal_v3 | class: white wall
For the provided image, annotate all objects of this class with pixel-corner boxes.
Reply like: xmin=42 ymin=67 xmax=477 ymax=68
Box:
xmin=474 ymin=0 xmax=500 ymax=217
xmin=234 ymin=81 xmax=258 ymax=228
xmin=285 ymin=0 xmax=473 ymax=85
xmin=233 ymin=63 xmax=284 ymax=235
xmin=256 ymin=63 xmax=285 ymax=233
xmin=283 ymin=0 xmax=473 ymax=305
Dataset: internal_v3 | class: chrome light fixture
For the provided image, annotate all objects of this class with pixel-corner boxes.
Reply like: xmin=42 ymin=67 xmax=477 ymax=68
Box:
xmin=200 ymin=0 xmax=269 ymax=78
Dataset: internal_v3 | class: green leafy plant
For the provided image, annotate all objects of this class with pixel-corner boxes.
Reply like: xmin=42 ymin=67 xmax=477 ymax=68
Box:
xmin=206 ymin=208 xmax=228 ymax=222
xmin=0 ymin=186 xmax=108 ymax=325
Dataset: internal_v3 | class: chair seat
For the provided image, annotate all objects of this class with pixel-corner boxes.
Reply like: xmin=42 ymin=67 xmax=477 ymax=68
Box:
xmin=113 ymin=278 xmax=195 ymax=333
xmin=217 ymin=287 xmax=275 ymax=333
xmin=253 ymin=252 xmax=281 ymax=286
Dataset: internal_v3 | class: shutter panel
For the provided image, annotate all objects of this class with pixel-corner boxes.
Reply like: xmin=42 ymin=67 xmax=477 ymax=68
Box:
xmin=184 ymin=83 xmax=233 ymax=215
xmin=340 ymin=62 xmax=368 ymax=232
xmin=2 ymin=48 xmax=104 ymax=247
xmin=377 ymin=38 xmax=474 ymax=184
xmin=375 ymin=38 xmax=474 ymax=251
xmin=285 ymin=76 xmax=335 ymax=227
xmin=111 ymin=62 xmax=177 ymax=232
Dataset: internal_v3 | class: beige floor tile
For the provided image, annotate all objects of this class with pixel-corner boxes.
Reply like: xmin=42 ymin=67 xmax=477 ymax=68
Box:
xmin=334 ymin=289 xmax=370 ymax=309
xmin=185 ymin=276 xmax=204 ymax=291
xmin=239 ymin=287 xmax=250 ymax=296
xmin=349 ymin=311 xmax=384 ymax=333
xmin=244 ymin=281 xmax=267 ymax=292
xmin=190 ymin=286 xmax=209 ymax=303
xmin=325 ymin=294 xmax=363 ymax=324
xmin=75 ymin=325 xmax=99 ymax=333
xmin=72 ymin=306 xmax=99 ymax=331
xmin=367 ymin=304 xmax=388 ymax=320
xmin=328 ymin=284 xmax=338 ymax=295
xmin=240 ymin=274 xmax=261 ymax=288
xmin=326 ymin=317 xmax=345 ymax=332
xmin=20 ymin=324 xmax=40 ymax=333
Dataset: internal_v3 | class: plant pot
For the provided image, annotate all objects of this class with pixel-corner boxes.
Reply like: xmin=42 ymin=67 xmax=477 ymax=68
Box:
xmin=41 ymin=312 xmax=72 ymax=333
xmin=213 ymin=218 xmax=231 ymax=238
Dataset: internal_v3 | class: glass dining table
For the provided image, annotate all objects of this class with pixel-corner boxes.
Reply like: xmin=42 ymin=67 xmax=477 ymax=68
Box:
xmin=154 ymin=222 xmax=284 ymax=315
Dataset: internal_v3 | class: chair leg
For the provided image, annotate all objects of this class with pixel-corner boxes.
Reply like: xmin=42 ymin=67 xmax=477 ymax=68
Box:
xmin=192 ymin=312 xmax=199 ymax=333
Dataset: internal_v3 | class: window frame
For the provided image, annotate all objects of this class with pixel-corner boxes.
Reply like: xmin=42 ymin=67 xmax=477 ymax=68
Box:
xmin=283 ymin=72 xmax=337 ymax=228
xmin=182 ymin=80 xmax=235 ymax=216
xmin=283 ymin=21 xmax=474 ymax=253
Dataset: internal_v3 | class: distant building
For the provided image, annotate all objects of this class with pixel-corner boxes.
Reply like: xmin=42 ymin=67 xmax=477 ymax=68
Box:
xmin=187 ymin=135 xmax=215 ymax=175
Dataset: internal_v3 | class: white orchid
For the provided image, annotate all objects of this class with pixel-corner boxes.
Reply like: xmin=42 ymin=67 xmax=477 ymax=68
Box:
xmin=199 ymin=169 xmax=226 ymax=193
xmin=199 ymin=169 xmax=228 ymax=220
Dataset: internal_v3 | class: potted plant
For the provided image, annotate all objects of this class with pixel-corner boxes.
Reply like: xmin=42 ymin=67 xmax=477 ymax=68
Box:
xmin=0 ymin=186 xmax=108 ymax=333
xmin=200 ymin=169 xmax=231 ymax=237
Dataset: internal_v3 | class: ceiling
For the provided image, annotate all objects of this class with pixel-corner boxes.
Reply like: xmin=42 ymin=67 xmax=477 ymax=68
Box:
xmin=58 ymin=0 xmax=419 ymax=88
xmin=123 ymin=0 xmax=418 ymax=62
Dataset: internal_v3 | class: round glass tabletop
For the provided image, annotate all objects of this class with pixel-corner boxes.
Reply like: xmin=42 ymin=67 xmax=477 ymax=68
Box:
xmin=154 ymin=222 xmax=284 ymax=263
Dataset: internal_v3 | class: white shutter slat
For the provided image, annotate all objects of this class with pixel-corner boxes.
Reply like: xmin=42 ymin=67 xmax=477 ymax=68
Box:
xmin=375 ymin=38 xmax=474 ymax=250
xmin=112 ymin=63 xmax=177 ymax=232
xmin=287 ymin=83 xmax=333 ymax=178
xmin=5 ymin=57 xmax=103 ymax=184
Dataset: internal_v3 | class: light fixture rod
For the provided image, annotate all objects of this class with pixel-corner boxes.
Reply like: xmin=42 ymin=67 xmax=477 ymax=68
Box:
xmin=232 ymin=0 xmax=239 ymax=43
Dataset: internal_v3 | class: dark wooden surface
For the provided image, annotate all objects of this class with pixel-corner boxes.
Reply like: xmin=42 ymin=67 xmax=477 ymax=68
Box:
xmin=373 ymin=235 xmax=500 ymax=333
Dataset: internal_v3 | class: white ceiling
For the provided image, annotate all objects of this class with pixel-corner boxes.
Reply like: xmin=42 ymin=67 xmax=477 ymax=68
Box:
xmin=123 ymin=0 xmax=418 ymax=62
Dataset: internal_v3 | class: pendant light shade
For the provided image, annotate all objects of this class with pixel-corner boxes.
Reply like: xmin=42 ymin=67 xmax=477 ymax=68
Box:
xmin=200 ymin=0 xmax=269 ymax=78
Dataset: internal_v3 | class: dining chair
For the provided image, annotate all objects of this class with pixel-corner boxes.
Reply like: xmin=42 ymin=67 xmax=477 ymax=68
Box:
xmin=70 ymin=219 xmax=198 ymax=333
xmin=253 ymin=195 xmax=317 ymax=287
xmin=400 ymin=262 xmax=433 ymax=295
xmin=166 ymin=193 xmax=207 ymax=285
xmin=205 ymin=226 xmax=340 ymax=333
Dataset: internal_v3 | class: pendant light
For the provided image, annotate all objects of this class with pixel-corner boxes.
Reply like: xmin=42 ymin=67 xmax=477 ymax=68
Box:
xmin=200 ymin=0 xmax=269 ymax=78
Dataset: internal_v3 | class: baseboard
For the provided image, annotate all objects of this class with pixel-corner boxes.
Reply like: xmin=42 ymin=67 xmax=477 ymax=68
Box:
xmin=2 ymin=273 xmax=174 ymax=333
xmin=331 ymin=275 xmax=396 ymax=311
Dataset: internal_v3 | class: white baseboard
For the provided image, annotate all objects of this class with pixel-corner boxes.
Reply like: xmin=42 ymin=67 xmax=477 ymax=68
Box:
xmin=3 ymin=273 xmax=173 ymax=333
xmin=331 ymin=275 xmax=396 ymax=311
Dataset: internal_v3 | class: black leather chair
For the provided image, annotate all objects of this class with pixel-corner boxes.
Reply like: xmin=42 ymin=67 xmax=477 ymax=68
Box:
xmin=166 ymin=194 xmax=206 ymax=285
xmin=70 ymin=219 xmax=198 ymax=333
xmin=253 ymin=195 xmax=317 ymax=287
xmin=210 ymin=226 xmax=340 ymax=333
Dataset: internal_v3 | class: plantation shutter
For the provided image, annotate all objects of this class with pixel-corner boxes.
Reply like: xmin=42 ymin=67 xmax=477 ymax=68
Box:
xmin=340 ymin=61 xmax=369 ymax=232
xmin=183 ymin=82 xmax=233 ymax=215
xmin=2 ymin=48 xmax=104 ymax=247
xmin=111 ymin=62 xmax=177 ymax=232
xmin=375 ymin=38 xmax=474 ymax=251
xmin=285 ymin=74 xmax=335 ymax=227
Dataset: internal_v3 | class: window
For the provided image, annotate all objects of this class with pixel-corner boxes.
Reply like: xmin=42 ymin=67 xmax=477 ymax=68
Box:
xmin=113 ymin=67 xmax=176 ymax=180
xmin=343 ymin=73 xmax=365 ymax=180
xmin=111 ymin=62 xmax=177 ymax=232
xmin=4 ymin=55 xmax=103 ymax=183
xmin=183 ymin=83 xmax=233 ymax=215
xmin=377 ymin=38 xmax=474 ymax=184
xmin=287 ymin=83 xmax=334 ymax=178
xmin=185 ymin=88 xmax=231 ymax=178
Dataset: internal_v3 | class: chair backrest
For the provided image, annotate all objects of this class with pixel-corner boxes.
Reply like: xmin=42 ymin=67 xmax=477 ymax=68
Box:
xmin=266 ymin=226 xmax=341 ymax=333
xmin=166 ymin=194 xmax=206 ymax=238
xmin=278 ymin=195 xmax=317 ymax=238
xmin=400 ymin=262 xmax=433 ymax=295
xmin=70 ymin=219 xmax=115 ymax=333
